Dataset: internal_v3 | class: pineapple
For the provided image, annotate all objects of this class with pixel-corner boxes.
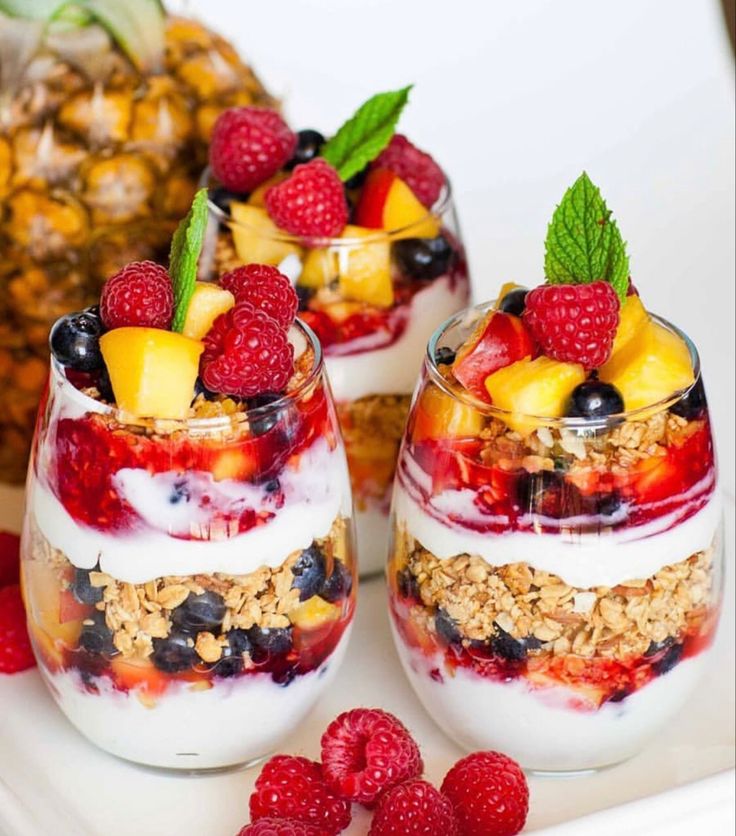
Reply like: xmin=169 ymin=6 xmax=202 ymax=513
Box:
xmin=0 ymin=0 xmax=274 ymax=481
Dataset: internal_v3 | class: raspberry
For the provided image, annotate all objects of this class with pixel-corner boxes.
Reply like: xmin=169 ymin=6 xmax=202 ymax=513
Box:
xmin=221 ymin=264 xmax=298 ymax=330
xmin=321 ymin=708 xmax=423 ymax=805
xmin=249 ymin=755 xmax=351 ymax=835
xmin=0 ymin=584 xmax=36 ymax=674
xmin=372 ymin=134 xmax=445 ymax=208
xmin=200 ymin=302 xmax=294 ymax=398
xmin=369 ymin=779 xmax=459 ymax=836
xmin=265 ymin=159 xmax=348 ymax=238
xmin=523 ymin=281 xmax=620 ymax=368
xmin=237 ymin=818 xmax=322 ymax=836
xmin=100 ymin=261 xmax=173 ymax=330
xmin=441 ymin=751 xmax=529 ymax=836
xmin=0 ymin=531 xmax=20 ymax=588
xmin=209 ymin=107 xmax=296 ymax=193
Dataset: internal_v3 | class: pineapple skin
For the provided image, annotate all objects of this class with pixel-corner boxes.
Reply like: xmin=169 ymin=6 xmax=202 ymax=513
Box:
xmin=0 ymin=16 xmax=275 ymax=482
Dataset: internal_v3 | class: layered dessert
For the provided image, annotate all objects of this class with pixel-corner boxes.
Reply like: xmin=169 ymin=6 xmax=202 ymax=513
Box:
xmin=202 ymin=88 xmax=470 ymax=574
xmin=388 ymin=173 xmax=722 ymax=772
xmin=21 ymin=192 xmax=355 ymax=771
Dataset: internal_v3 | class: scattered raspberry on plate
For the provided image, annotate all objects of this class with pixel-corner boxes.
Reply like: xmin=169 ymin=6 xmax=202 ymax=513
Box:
xmin=0 ymin=584 xmax=36 ymax=675
xmin=369 ymin=779 xmax=458 ymax=836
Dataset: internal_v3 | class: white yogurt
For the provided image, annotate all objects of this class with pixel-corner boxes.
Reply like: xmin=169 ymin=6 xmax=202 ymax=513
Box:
xmin=326 ymin=275 xmax=469 ymax=402
xmin=392 ymin=629 xmax=711 ymax=772
xmin=41 ymin=629 xmax=350 ymax=771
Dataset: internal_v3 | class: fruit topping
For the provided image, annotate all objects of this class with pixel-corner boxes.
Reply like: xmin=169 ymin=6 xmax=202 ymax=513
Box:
xmin=286 ymin=129 xmax=326 ymax=169
xmin=0 ymin=532 xmax=20 ymax=588
xmin=291 ymin=545 xmax=328 ymax=601
xmin=170 ymin=591 xmax=226 ymax=634
xmin=200 ymin=301 xmax=294 ymax=398
xmin=609 ymin=293 xmax=649 ymax=358
xmin=99 ymin=327 xmax=204 ymax=419
xmin=221 ymin=264 xmax=298 ymax=330
xmin=0 ymin=584 xmax=36 ymax=674
xmin=321 ymin=707 xmax=423 ymax=804
xmin=372 ymin=133 xmax=445 ymax=209
xmin=369 ymin=779 xmax=459 ymax=836
xmin=50 ymin=308 xmax=105 ymax=372
xmin=181 ymin=282 xmax=235 ymax=341
xmin=99 ymin=260 xmax=174 ymax=330
xmin=523 ymin=281 xmax=620 ymax=369
xmin=337 ymin=225 xmax=393 ymax=308
xmin=230 ymin=202 xmax=302 ymax=265
xmin=238 ymin=819 xmax=322 ymax=836
xmin=452 ymin=311 xmax=535 ymax=402
xmin=413 ymin=385 xmax=484 ymax=441
xmin=209 ymin=107 xmax=297 ymax=194
xmin=392 ymin=235 xmax=455 ymax=280
xmin=151 ymin=631 xmax=199 ymax=673
xmin=265 ymin=159 xmax=349 ymax=238
xmin=441 ymin=751 xmax=529 ymax=836
xmin=249 ymin=755 xmax=352 ymax=835
xmin=498 ymin=287 xmax=529 ymax=316
xmin=566 ymin=379 xmax=625 ymax=418
xmin=355 ymin=168 xmax=440 ymax=239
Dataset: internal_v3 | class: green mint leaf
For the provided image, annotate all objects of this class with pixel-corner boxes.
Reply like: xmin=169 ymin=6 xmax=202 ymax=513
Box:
xmin=320 ymin=85 xmax=413 ymax=182
xmin=169 ymin=188 xmax=208 ymax=334
xmin=544 ymin=172 xmax=630 ymax=302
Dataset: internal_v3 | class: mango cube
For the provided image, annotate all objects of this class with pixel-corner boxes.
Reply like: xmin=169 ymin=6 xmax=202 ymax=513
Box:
xmin=337 ymin=225 xmax=393 ymax=308
xmin=609 ymin=294 xmax=649 ymax=359
xmin=384 ymin=177 xmax=441 ymax=240
xmin=290 ymin=596 xmax=341 ymax=630
xmin=100 ymin=327 xmax=204 ymax=419
xmin=300 ymin=247 xmax=338 ymax=289
xmin=413 ymin=384 xmax=484 ymax=441
xmin=182 ymin=282 xmax=234 ymax=340
xmin=231 ymin=202 xmax=301 ymax=265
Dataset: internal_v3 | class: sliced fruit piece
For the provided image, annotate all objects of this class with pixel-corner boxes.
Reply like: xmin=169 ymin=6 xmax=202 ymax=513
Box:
xmin=354 ymin=169 xmax=440 ymax=240
xmin=59 ymin=589 xmax=93 ymax=625
xmin=100 ymin=327 xmax=204 ymax=419
xmin=248 ymin=171 xmax=290 ymax=208
xmin=289 ymin=596 xmax=341 ymax=630
xmin=22 ymin=561 xmax=83 ymax=649
xmin=413 ymin=385 xmax=484 ymax=441
xmin=300 ymin=247 xmax=338 ymax=289
xmin=230 ymin=202 xmax=301 ymax=265
xmin=609 ymin=294 xmax=649 ymax=359
xmin=485 ymin=356 xmax=586 ymax=435
xmin=599 ymin=320 xmax=694 ymax=412
xmin=182 ymin=281 xmax=234 ymax=340
xmin=110 ymin=658 xmax=168 ymax=698
xmin=453 ymin=311 xmax=535 ymax=402
xmin=337 ymin=225 xmax=393 ymax=308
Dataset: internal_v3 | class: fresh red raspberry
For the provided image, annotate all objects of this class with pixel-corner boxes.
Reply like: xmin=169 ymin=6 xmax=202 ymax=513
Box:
xmin=523 ymin=281 xmax=620 ymax=368
xmin=200 ymin=302 xmax=294 ymax=398
xmin=441 ymin=751 xmax=529 ymax=836
xmin=369 ymin=779 xmax=459 ymax=836
xmin=0 ymin=584 xmax=36 ymax=674
xmin=0 ymin=532 xmax=20 ymax=588
xmin=237 ymin=818 xmax=323 ymax=836
xmin=372 ymin=134 xmax=445 ymax=208
xmin=249 ymin=755 xmax=351 ymax=835
xmin=100 ymin=261 xmax=173 ymax=330
xmin=265 ymin=159 xmax=348 ymax=238
xmin=321 ymin=708 xmax=423 ymax=805
xmin=221 ymin=264 xmax=298 ymax=330
xmin=209 ymin=107 xmax=297 ymax=193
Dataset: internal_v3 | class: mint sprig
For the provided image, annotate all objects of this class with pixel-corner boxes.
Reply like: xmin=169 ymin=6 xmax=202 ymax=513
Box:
xmin=169 ymin=188 xmax=208 ymax=334
xmin=544 ymin=172 xmax=629 ymax=303
xmin=320 ymin=85 xmax=412 ymax=182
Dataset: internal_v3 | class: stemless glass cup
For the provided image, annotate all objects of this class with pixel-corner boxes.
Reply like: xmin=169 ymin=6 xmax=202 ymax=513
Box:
xmin=21 ymin=320 xmax=356 ymax=772
xmin=387 ymin=302 xmax=723 ymax=774
xmin=200 ymin=171 xmax=471 ymax=577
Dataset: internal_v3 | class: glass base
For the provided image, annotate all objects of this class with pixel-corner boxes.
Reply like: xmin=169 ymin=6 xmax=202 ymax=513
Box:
xmin=111 ymin=750 xmax=272 ymax=778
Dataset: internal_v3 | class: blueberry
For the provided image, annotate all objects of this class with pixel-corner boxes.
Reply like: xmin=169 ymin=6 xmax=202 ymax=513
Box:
xmin=651 ymin=642 xmax=683 ymax=676
xmin=516 ymin=469 xmax=584 ymax=518
xmin=670 ymin=376 xmax=707 ymax=420
xmin=170 ymin=591 xmax=226 ymax=634
xmin=393 ymin=235 xmax=455 ymax=281
xmin=71 ymin=568 xmax=103 ymax=606
xmin=344 ymin=166 xmax=369 ymax=191
xmin=50 ymin=310 xmax=105 ymax=372
xmin=435 ymin=609 xmax=463 ymax=646
xmin=151 ymin=632 xmax=198 ymax=673
xmin=291 ymin=545 xmax=327 ymax=601
xmin=210 ymin=185 xmax=244 ymax=214
xmin=397 ymin=568 xmax=420 ymax=601
xmin=95 ymin=367 xmax=114 ymax=402
xmin=247 ymin=626 xmax=293 ymax=660
xmin=567 ymin=380 xmax=625 ymax=419
xmin=320 ymin=559 xmax=353 ymax=603
xmin=434 ymin=345 xmax=457 ymax=366
xmin=645 ymin=637 xmax=675 ymax=657
xmin=168 ymin=480 xmax=190 ymax=505
xmin=214 ymin=629 xmax=252 ymax=678
xmin=490 ymin=626 xmax=539 ymax=662
xmin=296 ymin=284 xmax=316 ymax=311
xmin=286 ymin=129 xmax=325 ymax=169
xmin=498 ymin=288 xmax=529 ymax=316
xmin=597 ymin=491 xmax=623 ymax=517
xmin=263 ymin=478 xmax=281 ymax=494
xmin=247 ymin=392 xmax=283 ymax=437
xmin=79 ymin=612 xmax=116 ymax=655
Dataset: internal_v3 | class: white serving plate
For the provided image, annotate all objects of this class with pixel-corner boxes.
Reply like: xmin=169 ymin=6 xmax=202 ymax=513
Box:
xmin=0 ymin=486 xmax=733 ymax=836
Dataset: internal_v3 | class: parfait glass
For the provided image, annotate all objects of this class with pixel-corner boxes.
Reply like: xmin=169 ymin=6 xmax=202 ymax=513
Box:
xmin=201 ymin=177 xmax=470 ymax=576
xmin=21 ymin=319 xmax=356 ymax=772
xmin=387 ymin=303 xmax=723 ymax=773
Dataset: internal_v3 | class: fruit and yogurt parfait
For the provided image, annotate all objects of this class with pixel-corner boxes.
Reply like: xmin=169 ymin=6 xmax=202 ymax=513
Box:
xmin=202 ymin=88 xmax=469 ymax=575
xmin=21 ymin=192 xmax=355 ymax=771
xmin=388 ymin=173 xmax=722 ymax=773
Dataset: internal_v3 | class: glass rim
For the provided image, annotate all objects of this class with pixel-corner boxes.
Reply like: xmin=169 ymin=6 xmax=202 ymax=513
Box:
xmin=201 ymin=165 xmax=455 ymax=247
xmin=49 ymin=317 xmax=325 ymax=430
xmin=425 ymin=298 xmax=703 ymax=428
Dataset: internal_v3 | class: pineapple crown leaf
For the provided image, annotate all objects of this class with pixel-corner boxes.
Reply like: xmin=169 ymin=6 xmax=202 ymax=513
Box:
xmin=169 ymin=188 xmax=209 ymax=334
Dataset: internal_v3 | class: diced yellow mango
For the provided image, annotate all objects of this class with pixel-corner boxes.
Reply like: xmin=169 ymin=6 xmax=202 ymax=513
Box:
xmin=337 ymin=225 xmax=393 ymax=308
xmin=22 ymin=561 xmax=82 ymax=650
xmin=290 ymin=596 xmax=341 ymax=630
xmin=384 ymin=178 xmax=441 ymax=240
xmin=100 ymin=327 xmax=204 ymax=419
xmin=182 ymin=282 xmax=234 ymax=340
xmin=609 ymin=294 xmax=649 ymax=358
xmin=300 ymin=247 xmax=338 ymax=289
xmin=413 ymin=384 xmax=484 ymax=441
xmin=230 ymin=202 xmax=301 ymax=265
xmin=599 ymin=320 xmax=693 ymax=411
xmin=248 ymin=171 xmax=289 ymax=208
xmin=485 ymin=356 xmax=586 ymax=434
